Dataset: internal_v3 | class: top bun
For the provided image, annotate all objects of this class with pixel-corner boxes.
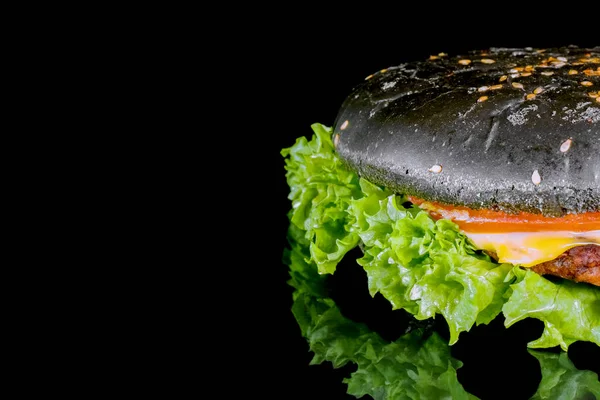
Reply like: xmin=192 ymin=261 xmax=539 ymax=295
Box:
xmin=333 ymin=46 xmax=600 ymax=216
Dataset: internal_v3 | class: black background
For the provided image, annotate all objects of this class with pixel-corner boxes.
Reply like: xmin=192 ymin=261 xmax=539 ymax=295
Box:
xmin=255 ymin=10 xmax=599 ymax=399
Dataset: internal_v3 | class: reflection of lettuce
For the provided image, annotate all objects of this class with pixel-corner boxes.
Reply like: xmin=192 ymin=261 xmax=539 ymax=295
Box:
xmin=282 ymin=123 xmax=600 ymax=349
xmin=529 ymin=350 xmax=600 ymax=399
xmin=285 ymin=221 xmax=476 ymax=399
xmin=284 ymin=220 xmax=600 ymax=398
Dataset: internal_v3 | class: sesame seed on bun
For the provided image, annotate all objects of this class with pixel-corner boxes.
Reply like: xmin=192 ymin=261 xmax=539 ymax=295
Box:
xmin=333 ymin=46 xmax=600 ymax=216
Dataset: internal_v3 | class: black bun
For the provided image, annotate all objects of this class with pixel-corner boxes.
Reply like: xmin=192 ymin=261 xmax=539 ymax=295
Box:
xmin=333 ymin=46 xmax=600 ymax=216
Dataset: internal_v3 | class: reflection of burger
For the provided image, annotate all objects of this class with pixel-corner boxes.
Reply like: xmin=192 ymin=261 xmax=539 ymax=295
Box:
xmin=281 ymin=46 xmax=599 ymax=398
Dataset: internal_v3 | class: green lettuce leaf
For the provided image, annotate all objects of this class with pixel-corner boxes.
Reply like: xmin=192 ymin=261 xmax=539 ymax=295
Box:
xmin=282 ymin=123 xmax=600 ymax=350
xmin=284 ymin=221 xmax=600 ymax=399
xmin=281 ymin=123 xmax=362 ymax=274
xmin=284 ymin=215 xmax=476 ymax=399
xmin=350 ymin=179 xmax=513 ymax=344
xmin=529 ymin=350 xmax=600 ymax=399
xmin=503 ymin=267 xmax=600 ymax=351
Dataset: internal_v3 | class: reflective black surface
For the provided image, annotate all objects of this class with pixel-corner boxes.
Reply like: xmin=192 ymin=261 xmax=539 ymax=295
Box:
xmin=268 ymin=15 xmax=599 ymax=400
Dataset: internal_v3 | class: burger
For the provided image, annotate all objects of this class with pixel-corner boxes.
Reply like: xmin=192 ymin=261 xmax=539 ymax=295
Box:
xmin=281 ymin=46 xmax=599 ymax=398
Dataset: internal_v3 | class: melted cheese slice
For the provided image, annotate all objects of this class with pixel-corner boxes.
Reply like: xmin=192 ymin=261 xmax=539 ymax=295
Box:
xmin=465 ymin=230 xmax=600 ymax=267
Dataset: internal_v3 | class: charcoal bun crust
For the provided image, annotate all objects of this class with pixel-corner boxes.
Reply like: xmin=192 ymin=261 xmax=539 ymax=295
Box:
xmin=333 ymin=46 xmax=600 ymax=216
